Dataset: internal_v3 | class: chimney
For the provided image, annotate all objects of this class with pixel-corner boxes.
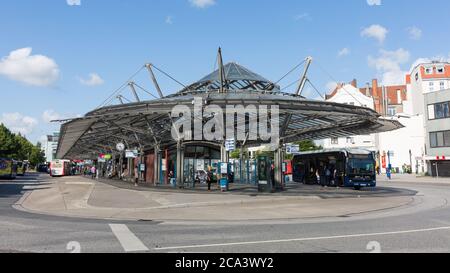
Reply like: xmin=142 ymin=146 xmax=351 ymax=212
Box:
xmin=365 ymin=83 xmax=371 ymax=97
xmin=372 ymin=79 xmax=379 ymax=98
xmin=350 ymin=79 xmax=357 ymax=88
xmin=372 ymin=79 xmax=381 ymax=114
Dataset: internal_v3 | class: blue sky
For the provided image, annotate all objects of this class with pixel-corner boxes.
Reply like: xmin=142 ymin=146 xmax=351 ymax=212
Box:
xmin=1 ymin=0 xmax=450 ymax=144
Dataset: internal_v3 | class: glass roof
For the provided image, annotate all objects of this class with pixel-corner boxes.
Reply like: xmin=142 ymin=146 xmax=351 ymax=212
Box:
xmin=177 ymin=62 xmax=280 ymax=94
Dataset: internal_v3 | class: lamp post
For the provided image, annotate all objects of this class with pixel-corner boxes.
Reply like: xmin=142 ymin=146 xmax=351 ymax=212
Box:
xmin=409 ymin=149 xmax=412 ymax=174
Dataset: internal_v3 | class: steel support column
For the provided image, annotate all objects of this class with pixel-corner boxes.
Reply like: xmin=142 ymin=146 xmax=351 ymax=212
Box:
xmin=274 ymin=144 xmax=284 ymax=190
xmin=176 ymin=141 xmax=184 ymax=188
xmin=119 ymin=153 xmax=123 ymax=179
xmin=154 ymin=144 xmax=160 ymax=185
xmin=239 ymin=146 xmax=244 ymax=183
xmin=220 ymin=143 xmax=229 ymax=163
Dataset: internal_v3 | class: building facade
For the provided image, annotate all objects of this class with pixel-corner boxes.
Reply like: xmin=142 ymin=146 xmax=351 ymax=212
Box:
xmin=406 ymin=61 xmax=450 ymax=176
xmin=324 ymin=82 xmax=377 ymax=151
xmin=324 ymin=79 xmax=425 ymax=174
xmin=45 ymin=132 xmax=60 ymax=162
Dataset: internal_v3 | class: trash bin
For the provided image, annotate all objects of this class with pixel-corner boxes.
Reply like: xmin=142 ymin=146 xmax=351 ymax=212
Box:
xmin=220 ymin=178 xmax=229 ymax=192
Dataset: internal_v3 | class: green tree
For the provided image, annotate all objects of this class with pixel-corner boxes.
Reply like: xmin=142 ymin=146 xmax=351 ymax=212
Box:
xmin=30 ymin=142 xmax=46 ymax=166
xmin=230 ymin=149 xmax=241 ymax=159
xmin=294 ymin=140 xmax=322 ymax=152
xmin=0 ymin=123 xmax=47 ymax=167
xmin=14 ymin=133 xmax=34 ymax=160
xmin=0 ymin=124 xmax=19 ymax=158
xmin=285 ymin=140 xmax=322 ymax=160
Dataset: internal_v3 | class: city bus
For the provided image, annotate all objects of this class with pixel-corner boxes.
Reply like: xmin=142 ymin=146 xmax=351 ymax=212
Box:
xmin=50 ymin=159 xmax=71 ymax=177
xmin=292 ymin=149 xmax=376 ymax=190
xmin=0 ymin=158 xmax=18 ymax=179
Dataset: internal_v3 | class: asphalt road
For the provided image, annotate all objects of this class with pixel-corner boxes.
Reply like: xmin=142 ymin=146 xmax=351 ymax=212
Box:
xmin=1 ymin=173 xmax=450 ymax=253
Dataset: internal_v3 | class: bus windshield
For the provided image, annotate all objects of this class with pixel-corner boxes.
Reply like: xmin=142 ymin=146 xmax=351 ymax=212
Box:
xmin=348 ymin=159 xmax=374 ymax=175
xmin=52 ymin=162 xmax=63 ymax=169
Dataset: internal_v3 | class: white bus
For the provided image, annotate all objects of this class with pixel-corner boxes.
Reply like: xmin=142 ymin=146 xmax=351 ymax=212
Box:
xmin=50 ymin=159 xmax=71 ymax=177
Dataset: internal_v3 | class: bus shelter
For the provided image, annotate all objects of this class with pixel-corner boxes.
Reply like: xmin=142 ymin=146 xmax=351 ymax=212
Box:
xmin=56 ymin=55 xmax=403 ymax=190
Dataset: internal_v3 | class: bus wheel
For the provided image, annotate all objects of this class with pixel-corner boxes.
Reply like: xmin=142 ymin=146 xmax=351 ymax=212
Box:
xmin=354 ymin=186 xmax=361 ymax=190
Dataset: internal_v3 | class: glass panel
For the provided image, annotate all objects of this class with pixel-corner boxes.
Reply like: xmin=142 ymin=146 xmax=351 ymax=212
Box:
xmin=210 ymin=149 xmax=221 ymax=159
xmin=430 ymin=133 xmax=437 ymax=148
xmin=196 ymin=146 xmax=204 ymax=156
xmin=444 ymin=103 xmax=450 ymax=118
xmin=437 ymin=132 xmax=445 ymax=147
xmin=444 ymin=131 xmax=450 ymax=147
xmin=348 ymin=159 xmax=375 ymax=175
xmin=435 ymin=103 xmax=445 ymax=119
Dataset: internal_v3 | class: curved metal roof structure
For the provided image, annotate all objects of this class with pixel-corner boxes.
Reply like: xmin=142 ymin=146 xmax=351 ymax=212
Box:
xmin=175 ymin=62 xmax=280 ymax=95
xmin=56 ymin=57 xmax=403 ymax=160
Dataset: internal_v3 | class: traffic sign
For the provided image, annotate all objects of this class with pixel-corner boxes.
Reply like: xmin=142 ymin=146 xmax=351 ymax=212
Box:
xmin=286 ymin=144 xmax=300 ymax=154
xmin=225 ymin=139 xmax=236 ymax=152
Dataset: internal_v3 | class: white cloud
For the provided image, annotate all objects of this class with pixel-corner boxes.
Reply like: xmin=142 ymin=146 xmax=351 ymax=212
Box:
xmin=42 ymin=110 xmax=64 ymax=123
xmin=368 ymin=48 xmax=410 ymax=85
xmin=338 ymin=48 xmax=350 ymax=57
xmin=42 ymin=109 xmax=81 ymax=124
xmin=367 ymin=0 xmax=381 ymax=6
xmin=407 ymin=26 xmax=422 ymax=40
xmin=0 ymin=47 xmax=60 ymax=87
xmin=294 ymin=13 xmax=312 ymax=21
xmin=79 ymin=73 xmax=104 ymax=86
xmin=361 ymin=24 xmax=388 ymax=44
xmin=189 ymin=0 xmax=216 ymax=8
xmin=0 ymin=113 xmax=38 ymax=136
xmin=67 ymin=0 xmax=81 ymax=6
xmin=166 ymin=16 xmax=173 ymax=24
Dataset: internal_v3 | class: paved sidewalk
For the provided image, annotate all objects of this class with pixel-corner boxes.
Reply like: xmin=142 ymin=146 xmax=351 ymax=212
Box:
xmin=14 ymin=175 xmax=416 ymax=222
xmin=377 ymin=174 xmax=450 ymax=184
xmin=97 ymin=176 xmax=416 ymax=199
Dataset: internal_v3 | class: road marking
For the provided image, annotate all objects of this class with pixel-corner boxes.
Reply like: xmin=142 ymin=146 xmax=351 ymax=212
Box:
xmin=154 ymin=226 xmax=450 ymax=250
xmin=65 ymin=182 xmax=94 ymax=185
xmin=109 ymin=224 xmax=149 ymax=252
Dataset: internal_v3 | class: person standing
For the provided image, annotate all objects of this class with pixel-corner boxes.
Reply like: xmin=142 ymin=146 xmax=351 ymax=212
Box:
xmin=325 ymin=165 xmax=331 ymax=187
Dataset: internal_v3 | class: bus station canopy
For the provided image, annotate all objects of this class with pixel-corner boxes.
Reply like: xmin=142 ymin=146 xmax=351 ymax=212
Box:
xmin=56 ymin=63 xmax=403 ymax=159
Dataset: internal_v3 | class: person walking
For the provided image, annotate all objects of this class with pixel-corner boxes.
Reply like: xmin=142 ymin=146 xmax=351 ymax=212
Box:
xmin=206 ymin=166 xmax=213 ymax=191
xmin=91 ymin=165 xmax=96 ymax=180
xmin=134 ymin=165 xmax=139 ymax=187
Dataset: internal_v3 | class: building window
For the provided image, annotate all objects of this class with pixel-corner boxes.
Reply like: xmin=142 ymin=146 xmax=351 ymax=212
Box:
xmin=429 ymin=81 xmax=434 ymax=92
xmin=430 ymin=130 xmax=450 ymax=148
xmin=437 ymin=67 xmax=445 ymax=74
xmin=346 ymin=137 xmax=355 ymax=144
xmin=349 ymin=102 xmax=355 ymax=106
xmin=331 ymin=138 xmax=338 ymax=144
xmin=425 ymin=67 xmax=433 ymax=74
xmin=434 ymin=102 xmax=450 ymax=119
xmin=440 ymin=81 xmax=445 ymax=90
xmin=388 ymin=107 xmax=397 ymax=117
xmin=415 ymin=73 xmax=419 ymax=81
